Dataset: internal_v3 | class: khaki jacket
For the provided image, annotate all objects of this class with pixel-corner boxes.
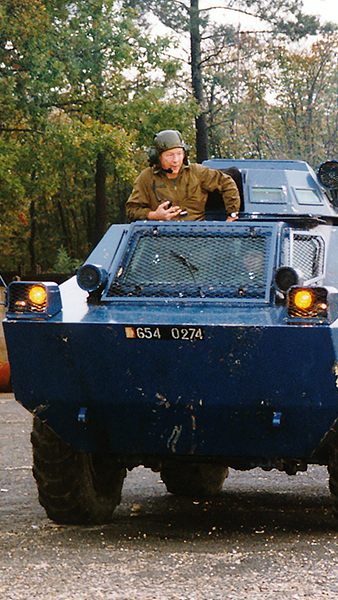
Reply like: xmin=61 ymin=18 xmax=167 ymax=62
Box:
xmin=126 ymin=163 xmax=241 ymax=221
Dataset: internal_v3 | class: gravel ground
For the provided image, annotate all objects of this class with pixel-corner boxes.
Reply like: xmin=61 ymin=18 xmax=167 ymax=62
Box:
xmin=1 ymin=394 xmax=338 ymax=599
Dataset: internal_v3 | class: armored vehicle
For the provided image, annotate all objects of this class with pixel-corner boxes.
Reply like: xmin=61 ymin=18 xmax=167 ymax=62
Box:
xmin=4 ymin=158 xmax=338 ymax=524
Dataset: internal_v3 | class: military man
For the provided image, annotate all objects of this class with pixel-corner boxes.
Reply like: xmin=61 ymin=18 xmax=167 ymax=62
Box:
xmin=126 ymin=130 xmax=241 ymax=222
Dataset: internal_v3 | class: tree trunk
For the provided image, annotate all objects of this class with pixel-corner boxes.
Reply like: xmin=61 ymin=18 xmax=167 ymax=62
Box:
xmin=29 ymin=199 xmax=36 ymax=273
xmin=190 ymin=0 xmax=209 ymax=163
xmin=94 ymin=152 xmax=107 ymax=245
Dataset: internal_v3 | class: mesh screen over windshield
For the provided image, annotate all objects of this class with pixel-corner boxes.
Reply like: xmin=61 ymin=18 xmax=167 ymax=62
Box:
xmin=107 ymin=225 xmax=273 ymax=299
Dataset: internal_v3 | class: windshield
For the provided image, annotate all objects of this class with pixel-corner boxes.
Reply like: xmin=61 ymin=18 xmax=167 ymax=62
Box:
xmin=106 ymin=224 xmax=275 ymax=299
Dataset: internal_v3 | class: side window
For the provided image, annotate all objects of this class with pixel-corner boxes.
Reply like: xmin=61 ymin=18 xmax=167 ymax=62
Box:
xmin=283 ymin=233 xmax=324 ymax=281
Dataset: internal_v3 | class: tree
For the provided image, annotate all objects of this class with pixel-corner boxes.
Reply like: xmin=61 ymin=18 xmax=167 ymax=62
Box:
xmin=0 ymin=0 xmax=195 ymax=271
xmin=122 ymin=0 xmax=325 ymax=162
xmin=199 ymin=27 xmax=338 ymax=166
xmin=268 ymin=35 xmax=338 ymax=166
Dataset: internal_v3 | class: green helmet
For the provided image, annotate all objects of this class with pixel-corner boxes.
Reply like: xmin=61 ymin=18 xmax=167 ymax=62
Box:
xmin=148 ymin=130 xmax=190 ymax=166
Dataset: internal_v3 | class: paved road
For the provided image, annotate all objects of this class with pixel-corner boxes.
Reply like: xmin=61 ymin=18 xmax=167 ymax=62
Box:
xmin=1 ymin=393 xmax=338 ymax=599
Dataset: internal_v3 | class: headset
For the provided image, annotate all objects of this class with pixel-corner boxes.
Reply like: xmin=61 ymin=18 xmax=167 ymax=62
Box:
xmin=148 ymin=130 xmax=190 ymax=166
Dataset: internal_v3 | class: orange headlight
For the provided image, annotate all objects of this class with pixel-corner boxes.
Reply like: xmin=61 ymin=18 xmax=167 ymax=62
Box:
xmin=293 ymin=289 xmax=313 ymax=310
xmin=287 ymin=287 xmax=328 ymax=319
xmin=28 ymin=285 xmax=47 ymax=306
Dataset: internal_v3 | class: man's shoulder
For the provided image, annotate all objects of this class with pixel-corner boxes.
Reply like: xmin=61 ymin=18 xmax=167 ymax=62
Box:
xmin=139 ymin=165 xmax=154 ymax=176
xmin=190 ymin=162 xmax=233 ymax=180
xmin=184 ymin=162 xmax=206 ymax=176
xmin=135 ymin=166 xmax=154 ymax=183
xmin=188 ymin=162 xmax=221 ymax=173
xmin=188 ymin=162 xmax=220 ymax=178
xmin=188 ymin=162 xmax=203 ymax=171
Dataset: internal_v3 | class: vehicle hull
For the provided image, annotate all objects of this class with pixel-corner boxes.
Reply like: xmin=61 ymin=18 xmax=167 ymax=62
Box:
xmin=4 ymin=316 xmax=338 ymax=461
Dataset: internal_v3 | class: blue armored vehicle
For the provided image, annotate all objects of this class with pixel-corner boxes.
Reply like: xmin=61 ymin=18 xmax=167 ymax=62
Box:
xmin=4 ymin=158 xmax=338 ymax=524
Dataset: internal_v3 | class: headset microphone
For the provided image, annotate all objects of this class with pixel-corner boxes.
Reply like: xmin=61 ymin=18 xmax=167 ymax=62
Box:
xmin=163 ymin=168 xmax=173 ymax=173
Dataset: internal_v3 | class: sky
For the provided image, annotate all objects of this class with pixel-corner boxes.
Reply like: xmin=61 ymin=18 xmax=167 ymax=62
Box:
xmin=302 ymin=0 xmax=338 ymax=24
xmin=303 ymin=0 xmax=338 ymax=23
xmin=149 ymin=1 xmax=338 ymax=59
xmin=196 ymin=0 xmax=338 ymax=31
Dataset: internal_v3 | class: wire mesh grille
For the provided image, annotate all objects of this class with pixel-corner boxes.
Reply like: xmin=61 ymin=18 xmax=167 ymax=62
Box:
xmin=288 ymin=287 xmax=328 ymax=318
xmin=8 ymin=283 xmax=47 ymax=314
xmin=107 ymin=230 xmax=270 ymax=299
xmin=292 ymin=235 xmax=324 ymax=280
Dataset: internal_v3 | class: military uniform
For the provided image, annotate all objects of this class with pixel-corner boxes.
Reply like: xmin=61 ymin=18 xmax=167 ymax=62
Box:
xmin=126 ymin=162 xmax=241 ymax=222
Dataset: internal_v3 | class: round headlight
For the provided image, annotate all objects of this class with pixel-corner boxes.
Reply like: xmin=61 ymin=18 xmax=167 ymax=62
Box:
xmin=28 ymin=284 xmax=47 ymax=305
xmin=293 ymin=289 xmax=314 ymax=310
xmin=274 ymin=267 xmax=301 ymax=293
xmin=317 ymin=160 xmax=338 ymax=190
xmin=77 ymin=264 xmax=108 ymax=292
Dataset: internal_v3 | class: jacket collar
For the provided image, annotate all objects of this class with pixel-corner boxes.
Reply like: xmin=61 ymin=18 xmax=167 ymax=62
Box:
xmin=153 ymin=163 xmax=190 ymax=176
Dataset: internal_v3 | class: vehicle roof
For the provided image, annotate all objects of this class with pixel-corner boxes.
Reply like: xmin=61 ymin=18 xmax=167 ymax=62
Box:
xmin=203 ymin=158 xmax=337 ymax=218
xmin=204 ymin=158 xmax=310 ymax=171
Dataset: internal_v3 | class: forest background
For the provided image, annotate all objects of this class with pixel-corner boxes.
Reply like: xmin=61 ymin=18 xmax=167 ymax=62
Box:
xmin=1 ymin=0 xmax=338 ymax=275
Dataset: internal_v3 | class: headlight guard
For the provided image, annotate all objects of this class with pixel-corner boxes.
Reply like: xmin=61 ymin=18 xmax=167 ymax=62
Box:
xmin=287 ymin=285 xmax=338 ymax=323
xmin=6 ymin=282 xmax=62 ymax=319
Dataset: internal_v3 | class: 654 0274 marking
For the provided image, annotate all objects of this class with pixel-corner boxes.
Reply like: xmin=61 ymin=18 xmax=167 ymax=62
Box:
xmin=125 ymin=326 xmax=205 ymax=341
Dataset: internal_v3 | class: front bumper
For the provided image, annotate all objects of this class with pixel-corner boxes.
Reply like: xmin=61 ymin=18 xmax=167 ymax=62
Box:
xmin=4 ymin=310 xmax=338 ymax=461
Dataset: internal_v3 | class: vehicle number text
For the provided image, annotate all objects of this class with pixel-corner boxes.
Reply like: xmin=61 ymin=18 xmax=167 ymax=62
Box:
xmin=125 ymin=326 xmax=204 ymax=341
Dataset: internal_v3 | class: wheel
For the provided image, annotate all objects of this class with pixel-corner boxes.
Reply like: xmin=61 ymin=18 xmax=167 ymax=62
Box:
xmin=31 ymin=416 xmax=126 ymax=525
xmin=160 ymin=461 xmax=228 ymax=497
xmin=328 ymin=443 xmax=338 ymax=514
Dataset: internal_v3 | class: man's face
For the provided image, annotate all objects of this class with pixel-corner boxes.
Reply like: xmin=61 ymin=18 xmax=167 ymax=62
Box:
xmin=160 ymin=147 xmax=185 ymax=177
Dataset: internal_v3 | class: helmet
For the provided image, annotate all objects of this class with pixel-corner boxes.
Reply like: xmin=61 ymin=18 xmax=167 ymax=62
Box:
xmin=148 ymin=130 xmax=190 ymax=166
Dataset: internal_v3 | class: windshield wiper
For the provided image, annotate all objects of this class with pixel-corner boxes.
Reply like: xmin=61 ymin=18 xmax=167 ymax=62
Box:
xmin=170 ymin=250 xmax=199 ymax=283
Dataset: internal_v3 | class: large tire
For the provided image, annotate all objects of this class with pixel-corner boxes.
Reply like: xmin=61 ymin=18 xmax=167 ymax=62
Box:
xmin=31 ymin=417 xmax=126 ymax=525
xmin=161 ymin=462 xmax=228 ymax=498
xmin=328 ymin=443 xmax=338 ymax=514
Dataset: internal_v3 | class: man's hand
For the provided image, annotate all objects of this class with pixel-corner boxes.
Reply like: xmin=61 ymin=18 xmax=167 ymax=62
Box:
xmin=226 ymin=212 xmax=238 ymax=222
xmin=148 ymin=201 xmax=183 ymax=221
